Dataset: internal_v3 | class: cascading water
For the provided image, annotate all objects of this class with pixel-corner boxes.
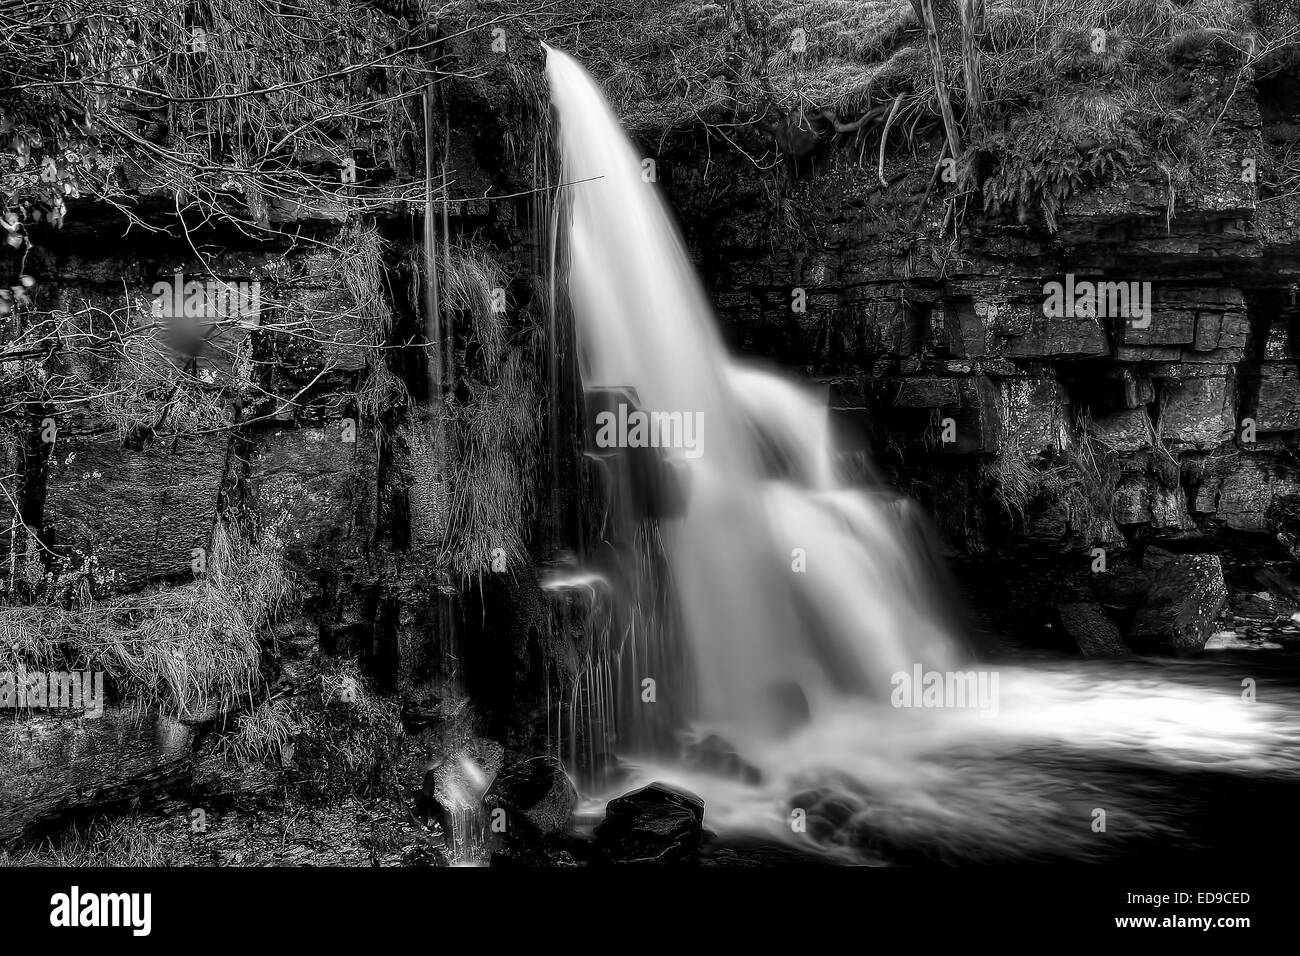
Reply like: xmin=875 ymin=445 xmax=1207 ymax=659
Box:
xmin=546 ymin=44 xmax=957 ymax=741
xmin=544 ymin=46 xmax=1300 ymax=863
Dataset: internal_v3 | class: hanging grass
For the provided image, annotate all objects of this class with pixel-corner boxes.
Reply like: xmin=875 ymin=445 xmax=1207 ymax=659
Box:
xmin=0 ymin=521 xmax=295 ymax=717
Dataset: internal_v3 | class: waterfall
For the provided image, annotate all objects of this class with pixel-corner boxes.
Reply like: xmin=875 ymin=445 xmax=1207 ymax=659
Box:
xmin=544 ymin=45 xmax=958 ymax=748
xmin=541 ymin=44 xmax=1300 ymax=864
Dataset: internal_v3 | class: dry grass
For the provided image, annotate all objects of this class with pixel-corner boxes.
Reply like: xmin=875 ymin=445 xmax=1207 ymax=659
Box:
xmin=218 ymin=696 xmax=299 ymax=767
xmin=425 ymin=243 xmax=542 ymax=581
xmin=0 ymin=522 xmax=294 ymax=717
xmin=286 ymin=658 xmax=404 ymax=798
xmin=0 ymin=815 xmax=174 ymax=868
xmin=983 ymin=406 xmax=1121 ymax=544
xmin=442 ymin=348 xmax=541 ymax=580
xmin=337 ymin=221 xmax=411 ymax=423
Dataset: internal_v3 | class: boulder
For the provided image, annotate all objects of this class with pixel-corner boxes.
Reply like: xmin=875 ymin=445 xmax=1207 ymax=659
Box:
xmin=1129 ymin=554 xmax=1228 ymax=654
xmin=683 ymin=733 xmax=762 ymax=784
xmin=1058 ymin=603 xmax=1130 ymax=657
xmin=485 ymin=755 xmax=578 ymax=840
xmin=766 ymin=680 xmax=812 ymax=735
xmin=593 ymin=783 xmax=705 ymax=865
xmin=789 ymin=787 xmax=860 ymax=842
xmin=0 ymin=709 xmax=193 ymax=848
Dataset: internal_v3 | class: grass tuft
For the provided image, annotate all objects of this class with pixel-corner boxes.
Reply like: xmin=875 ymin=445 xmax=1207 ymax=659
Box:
xmin=0 ymin=522 xmax=294 ymax=717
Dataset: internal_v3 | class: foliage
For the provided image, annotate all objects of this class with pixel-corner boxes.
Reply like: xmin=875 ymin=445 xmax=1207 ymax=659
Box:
xmin=978 ymin=97 xmax=1139 ymax=231
xmin=284 ymin=658 xmax=404 ymax=798
xmin=0 ymin=521 xmax=294 ymax=716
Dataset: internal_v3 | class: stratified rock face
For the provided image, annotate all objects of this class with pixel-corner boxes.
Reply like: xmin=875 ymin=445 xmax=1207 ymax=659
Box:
xmin=655 ymin=21 xmax=1300 ymax=555
xmin=1161 ymin=375 xmax=1237 ymax=450
xmin=1088 ymin=407 xmax=1152 ymax=453
xmin=246 ymin=425 xmax=358 ymax=572
xmin=1058 ymin=603 xmax=1129 ymax=658
xmin=1256 ymin=363 xmax=1300 ymax=431
xmin=0 ymin=710 xmax=193 ymax=848
xmin=1130 ymin=554 xmax=1229 ymax=654
xmin=43 ymin=429 xmax=228 ymax=588
xmin=593 ymin=783 xmax=706 ymax=865
xmin=1213 ymin=456 xmax=1300 ymax=532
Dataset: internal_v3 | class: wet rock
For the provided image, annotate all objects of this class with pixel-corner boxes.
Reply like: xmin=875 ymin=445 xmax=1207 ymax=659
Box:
xmin=484 ymin=755 xmax=579 ymax=866
xmin=1150 ymin=485 xmax=1196 ymax=531
xmin=789 ymin=788 xmax=859 ymax=842
xmin=419 ymin=738 xmax=503 ymax=849
xmin=1269 ymin=493 xmax=1300 ymax=559
xmin=997 ymin=309 xmax=1108 ymax=359
xmin=767 ymin=680 xmax=811 ymax=736
xmin=1114 ymin=475 xmax=1152 ymax=525
xmin=683 ymin=733 xmax=762 ymax=784
xmin=246 ymin=426 xmax=357 ymax=573
xmin=485 ymin=755 xmax=577 ymax=839
xmin=593 ymin=782 xmax=705 ymax=865
xmin=1254 ymin=567 xmax=1300 ymax=617
xmin=1124 ymin=308 xmax=1195 ymax=346
xmin=1130 ymin=553 xmax=1228 ymax=654
xmin=1058 ymin=603 xmax=1130 ymax=657
xmin=999 ymin=377 xmax=1070 ymax=457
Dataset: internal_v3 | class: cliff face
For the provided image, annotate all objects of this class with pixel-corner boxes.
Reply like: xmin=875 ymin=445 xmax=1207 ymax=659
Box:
xmin=4 ymin=0 xmax=1300 ymax=852
xmin=0 ymin=10 xmax=569 ymax=847
xmin=634 ymin=4 xmax=1300 ymax=567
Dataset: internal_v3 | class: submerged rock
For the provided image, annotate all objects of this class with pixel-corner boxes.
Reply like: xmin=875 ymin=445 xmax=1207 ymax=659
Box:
xmin=789 ymin=787 xmax=860 ymax=843
xmin=767 ymin=681 xmax=811 ymax=736
xmin=683 ymin=733 xmax=762 ymax=784
xmin=1129 ymin=553 xmax=1228 ymax=654
xmin=593 ymin=782 xmax=705 ymax=865
xmin=1058 ymin=603 xmax=1130 ymax=657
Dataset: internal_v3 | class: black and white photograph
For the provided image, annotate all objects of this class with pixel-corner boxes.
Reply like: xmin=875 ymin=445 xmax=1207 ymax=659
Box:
xmin=0 ymin=0 xmax=1296 ymax=938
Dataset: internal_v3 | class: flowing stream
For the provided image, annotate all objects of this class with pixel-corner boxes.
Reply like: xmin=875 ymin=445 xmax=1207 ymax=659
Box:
xmin=543 ymin=45 xmax=1300 ymax=863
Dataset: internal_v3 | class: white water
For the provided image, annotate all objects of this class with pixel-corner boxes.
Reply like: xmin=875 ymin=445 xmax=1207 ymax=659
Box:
xmin=544 ymin=46 xmax=1300 ymax=862
xmin=546 ymin=45 xmax=955 ymax=738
